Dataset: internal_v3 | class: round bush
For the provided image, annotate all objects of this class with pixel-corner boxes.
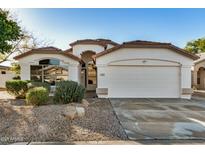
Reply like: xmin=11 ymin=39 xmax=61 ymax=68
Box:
xmin=27 ymin=81 xmax=51 ymax=92
xmin=26 ymin=87 xmax=49 ymax=106
xmin=6 ymin=80 xmax=30 ymax=98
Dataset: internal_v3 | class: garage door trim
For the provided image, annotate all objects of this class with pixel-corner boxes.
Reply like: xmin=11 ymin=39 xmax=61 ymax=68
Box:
xmin=108 ymin=58 xmax=181 ymax=67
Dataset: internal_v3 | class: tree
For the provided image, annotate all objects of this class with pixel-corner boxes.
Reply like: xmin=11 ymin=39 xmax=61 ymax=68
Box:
xmin=0 ymin=9 xmax=23 ymax=54
xmin=185 ymin=38 xmax=205 ymax=54
xmin=10 ymin=62 xmax=20 ymax=75
xmin=0 ymin=33 xmax=32 ymax=63
xmin=0 ymin=9 xmax=51 ymax=63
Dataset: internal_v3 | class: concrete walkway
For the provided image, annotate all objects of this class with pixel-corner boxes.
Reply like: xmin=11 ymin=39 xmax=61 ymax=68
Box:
xmin=10 ymin=139 xmax=205 ymax=145
xmin=110 ymin=98 xmax=205 ymax=140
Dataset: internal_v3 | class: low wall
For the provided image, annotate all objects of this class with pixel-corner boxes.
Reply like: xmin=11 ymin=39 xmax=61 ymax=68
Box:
xmin=0 ymin=73 xmax=15 ymax=88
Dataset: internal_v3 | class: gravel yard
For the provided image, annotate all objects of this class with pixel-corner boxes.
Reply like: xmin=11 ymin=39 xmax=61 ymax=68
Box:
xmin=0 ymin=91 xmax=127 ymax=144
xmin=0 ymin=99 xmax=71 ymax=144
xmin=70 ymin=98 xmax=127 ymax=141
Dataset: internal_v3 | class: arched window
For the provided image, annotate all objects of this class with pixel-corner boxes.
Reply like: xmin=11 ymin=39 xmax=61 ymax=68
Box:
xmin=39 ymin=59 xmax=60 ymax=65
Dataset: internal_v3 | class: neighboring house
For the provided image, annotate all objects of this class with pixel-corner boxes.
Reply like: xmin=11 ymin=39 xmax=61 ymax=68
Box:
xmin=192 ymin=53 xmax=205 ymax=90
xmin=14 ymin=39 xmax=199 ymax=99
xmin=0 ymin=61 xmax=15 ymax=88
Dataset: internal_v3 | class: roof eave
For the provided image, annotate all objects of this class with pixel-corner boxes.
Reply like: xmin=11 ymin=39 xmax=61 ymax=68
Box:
xmin=95 ymin=44 xmax=199 ymax=60
xmin=14 ymin=49 xmax=82 ymax=63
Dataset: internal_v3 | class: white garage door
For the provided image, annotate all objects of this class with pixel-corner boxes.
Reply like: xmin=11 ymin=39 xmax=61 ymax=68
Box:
xmin=107 ymin=66 xmax=180 ymax=98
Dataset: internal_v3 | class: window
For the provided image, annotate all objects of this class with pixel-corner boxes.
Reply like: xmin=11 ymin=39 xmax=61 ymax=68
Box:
xmin=30 ymin=66 xmax=42 ymax=82
xmin=30 ymin=59 xmax=68 ymax=85
xmin=43 ymin=65 xmax=68 ymax=85
xmin=39 ymin=59 xmax=60 ymax=65
xmin=1 ymin=71 xmax=6 ymax=74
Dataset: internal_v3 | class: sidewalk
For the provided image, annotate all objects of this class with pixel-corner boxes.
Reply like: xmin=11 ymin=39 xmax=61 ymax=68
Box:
xmin=10 ymin=140 xmax=205 ymax=145
xmin=11 ymin=141 xmax=137 ymax=145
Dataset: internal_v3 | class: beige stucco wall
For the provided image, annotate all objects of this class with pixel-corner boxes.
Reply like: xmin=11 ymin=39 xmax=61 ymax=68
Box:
xmin=17 ymin=53 xmax=81 ymax=83
xmin=106 ymin=44 xmax=115 ymax=49
xmin=199 ymin=69 xmax=205 ymax=89
xmin=193 ymin=60 xmax=205 ymax=89
xmin=96 ymin=48 xmax=194 ymax=99
xmin=0 ymin=68 xmax=15 ymax=88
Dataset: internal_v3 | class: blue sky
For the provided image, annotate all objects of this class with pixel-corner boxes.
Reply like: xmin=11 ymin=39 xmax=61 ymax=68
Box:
xmin=13 ymin=8 xmax=205 ymax=50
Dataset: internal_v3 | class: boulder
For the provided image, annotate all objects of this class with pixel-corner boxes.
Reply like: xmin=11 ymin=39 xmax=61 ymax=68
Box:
xmin=61 ymin=106 xmax=77 ymax=120
xmin=81 ymin=99 xmax=89 ymax=108
xmin=76 ymin=107 xmax=85 ymax=118
xmin=61 ymin=105 xmax=86 ymax=120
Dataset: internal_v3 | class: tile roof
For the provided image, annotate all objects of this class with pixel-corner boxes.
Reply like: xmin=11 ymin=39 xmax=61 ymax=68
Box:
xmin=69 ymin=39 xmax=118 ymax=47
xmin=14 ymin=46 xmax=81 ymax=62
xmin=95 ymin=40 xmax=199 ymax=60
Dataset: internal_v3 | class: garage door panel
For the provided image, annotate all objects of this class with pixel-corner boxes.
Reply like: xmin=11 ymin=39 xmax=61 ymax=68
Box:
xmin=107 ymin=66 xmax=180 ymax=98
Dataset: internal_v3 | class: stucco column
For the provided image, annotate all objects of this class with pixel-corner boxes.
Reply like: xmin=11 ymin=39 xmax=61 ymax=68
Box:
xmin=68 ymin=64 xmax=81 ymax=83
xmin=181 ymin=65 xmax=192 ymax=99
xmin=20 ymin=63 xmax=30 ymax=80
xmin=96 ymin=65 xmax=108 ymax=98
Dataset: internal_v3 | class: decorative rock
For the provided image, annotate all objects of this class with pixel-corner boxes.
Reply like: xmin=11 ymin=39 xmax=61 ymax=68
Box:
xmin=61 ymin=105 xmax=86 ymax=120
xmin=38 ymin=125 xmax=47 ymax=134
xmin=62 ymin=106 xmax=77 ymax=120
xmin=82 ymin=99 xmax=89 ymax=108
xmin=76 ymin=107 xmax=85 ymax=118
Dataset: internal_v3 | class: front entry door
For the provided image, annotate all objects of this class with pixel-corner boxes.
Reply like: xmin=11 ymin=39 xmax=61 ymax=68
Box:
xmin=80 ymin=50 xmax=97 ymax=91
xmin=80 ymin=64 xmax=97 ymax=91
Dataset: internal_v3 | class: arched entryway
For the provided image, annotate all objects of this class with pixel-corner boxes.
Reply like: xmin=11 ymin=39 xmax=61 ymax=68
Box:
xmin=196 ymin=67 xmax=205 ymax=89
xmin=80 ymin=51 xmax=97 ymax=91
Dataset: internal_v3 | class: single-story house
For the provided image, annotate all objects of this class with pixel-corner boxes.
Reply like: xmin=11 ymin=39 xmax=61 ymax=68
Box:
xmin=14 ymin=39 xmax=199 ymax=99
xmin=192 ymin=53 xmax=205 ymax=90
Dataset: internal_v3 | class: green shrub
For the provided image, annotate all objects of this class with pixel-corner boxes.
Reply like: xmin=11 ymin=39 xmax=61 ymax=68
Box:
xmin=6 ymin=80 xmax=29 ymax=98
xmin=54 ymin=80 xmax=85 ymax=104
xmin=26 ymin=87 xmax=49 ymax=106
xmin=28 ymin=81 xmax=50 ymax=92
xmin=73 ymin=84 xmax=85 ymax=102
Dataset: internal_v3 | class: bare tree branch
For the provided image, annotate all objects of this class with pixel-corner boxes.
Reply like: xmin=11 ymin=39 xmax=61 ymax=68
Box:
xmin=0 ymin=31 xmax=52 ymax=63
xmin=0 ymin=39 xmax=22 ymax=63
xmin=0 ymin=9 xmax=52 ymax=64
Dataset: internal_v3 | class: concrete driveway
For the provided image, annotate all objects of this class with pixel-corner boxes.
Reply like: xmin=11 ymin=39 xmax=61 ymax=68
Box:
xmin=110 ymin=98 xmax=205 ymax=140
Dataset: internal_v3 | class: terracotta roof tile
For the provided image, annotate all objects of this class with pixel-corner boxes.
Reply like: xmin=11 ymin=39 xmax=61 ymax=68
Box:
xmin=69 ymin=39 xmax=118 ymax=47
xmin=95 ymin=40 xmax=199 ymax=60
xmin=14 ymin=46 xmax=81 ymax=62
xmin=64 ymin=48 xmax=73 ymax=53
xmin=33 ymin=46 xmax=62 ymax=51
xmin=122 ymin=40 xmax=171 ymax=45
